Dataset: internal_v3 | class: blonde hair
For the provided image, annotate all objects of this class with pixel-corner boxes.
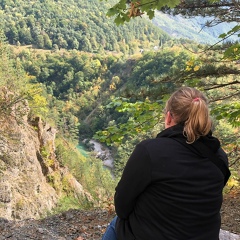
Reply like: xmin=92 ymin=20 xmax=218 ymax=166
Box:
xmin=165 ymin=87 xmax=212 ymax=143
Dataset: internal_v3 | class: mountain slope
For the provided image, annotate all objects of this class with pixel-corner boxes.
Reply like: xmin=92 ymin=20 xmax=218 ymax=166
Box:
xmin=2 ymin=0 xmax=237 ymax=52
xmin=0 ymin=0 xmax=169 ymax=53
xmin=152 ymin=12 xmax=238 ymax=44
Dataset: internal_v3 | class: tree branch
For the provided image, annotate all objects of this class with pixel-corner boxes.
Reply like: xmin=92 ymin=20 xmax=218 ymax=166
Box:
xmin=203 ymin=80 xmax=240 ymax=90
xmin=209 ymin=91 xmax=240 ymax=102
xmin=177 ymin=2 xmax=236 ymax=10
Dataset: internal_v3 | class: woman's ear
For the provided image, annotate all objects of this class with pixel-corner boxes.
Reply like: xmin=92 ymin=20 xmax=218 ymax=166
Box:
xmin=166 ymin=111 xmax=172 ymax=125
xmin=165 ymin=111 xmax=176 ymax=128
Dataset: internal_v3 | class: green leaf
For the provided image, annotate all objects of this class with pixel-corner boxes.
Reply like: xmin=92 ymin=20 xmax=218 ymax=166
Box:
xmin=147 ymin=10 xmax=155 ymax=19
xmin=166 ymin=0 xmax=180 ymax=8
xmin=228 ymin=25 xmax=240 ymax=34
xmin=122 ymin=13 xmax=131 ymax=22
xmin=103 ymin=0 xmax=181 ymax=24
xmin=93 ymin=96 xmax=164 ymax=145
xmin=219 ymin=33 xmax=227 ymax=38
xmin=211 ymin=102 xmax=240 ymax=127
xmin=114 ymin=14 xmax=125 ymax=25
xmin=117 ymin=0 xmax=127 ymax=10
xmin=107 ymin=8 xmax=119 ymax=17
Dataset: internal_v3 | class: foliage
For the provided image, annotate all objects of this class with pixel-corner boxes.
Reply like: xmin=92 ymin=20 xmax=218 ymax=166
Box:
xmin=102 ymin=0 xmax=240 ymax=81
xmin=1 ymin=0 xmax=240 ymax=199
xmin=95 ymin=97 xmax=163 ymax=145
xmin=24 ymin=81 xmax=49 ymax=118
xmin=9 ymin=36 xmax=239 ymax=191
xmin=55 ymin=137 xmax=117 ymax=208
xmin=16 ymin=47 xmax=188 ymax=140
xmin=102 ymin=0 xmax=180 ymax=25
xmin=50 ymin=196 xmax=92 ymax=214
xmin=0 ymin=31 xmax=48 ymax=120
xmin=103 ymin=0 xmax=239 ymax=28
xmin=212 ymin=102 xmax=240 ymax=127
xmin=0 ymin=28 xmax=118 ymax=210
xmin=0 ymin=0 xmax=169 ymax=53
xmin=214 ymin=120 xmax=240 ymax=192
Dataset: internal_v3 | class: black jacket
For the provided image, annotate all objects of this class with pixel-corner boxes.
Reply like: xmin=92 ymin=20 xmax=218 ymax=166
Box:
xmin=115 ymin=124 xmax=229 ymax=240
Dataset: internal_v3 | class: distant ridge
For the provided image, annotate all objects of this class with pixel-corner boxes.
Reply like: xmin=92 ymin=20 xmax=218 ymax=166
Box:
xmin=152 ymin=12 xmax=238 ymax=44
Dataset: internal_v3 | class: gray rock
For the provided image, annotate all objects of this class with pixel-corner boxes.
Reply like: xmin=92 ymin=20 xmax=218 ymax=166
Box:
xmin=220 ymin=229 xmax=240 ymax=240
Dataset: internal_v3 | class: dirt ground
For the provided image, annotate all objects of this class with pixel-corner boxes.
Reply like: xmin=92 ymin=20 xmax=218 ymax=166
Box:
xmin=0 ymin=191 xmax=239 ymax=240
xmin=221 ymin=190 xmax=240 ymax=235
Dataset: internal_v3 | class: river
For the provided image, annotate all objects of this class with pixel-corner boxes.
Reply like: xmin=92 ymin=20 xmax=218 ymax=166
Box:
xmin=78 ymin=140 xmax=114 ymax=169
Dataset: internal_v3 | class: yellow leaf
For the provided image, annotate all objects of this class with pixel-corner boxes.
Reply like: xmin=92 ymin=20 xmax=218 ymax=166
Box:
xmin=186 ymin=60 xmax=194 ymax=66
xmin=109 ymin=83 xmax=116 ymax=90
xmin=227 ymin=177 xmax=239 ymax=188
xmin=194 ymin=65 xmax=200 ymax=71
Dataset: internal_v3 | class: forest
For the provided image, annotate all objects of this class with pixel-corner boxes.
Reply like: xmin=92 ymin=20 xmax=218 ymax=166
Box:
xmin=0 ymin=0 xmax=239 ymax=211
xmin=1 ymin=0 xmax=169 ymax=53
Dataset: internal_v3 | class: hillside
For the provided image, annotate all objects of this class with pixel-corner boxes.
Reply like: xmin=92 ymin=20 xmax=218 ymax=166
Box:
xmin=0 ymin=87 xmax=94 ymax=220
xmin=0 ymin=0 xmax=169 ymax=53
xmin=2 ymin=0 xmax=237 ymax=53
xmin=0 ymin=0 xmax=239 ymax=238
xmin=152 ymin=12 xmax=239 ymax=44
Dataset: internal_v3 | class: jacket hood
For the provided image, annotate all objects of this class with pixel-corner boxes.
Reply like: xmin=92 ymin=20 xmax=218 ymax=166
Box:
xmin=156 ymin=124 xmax=220 ymax=153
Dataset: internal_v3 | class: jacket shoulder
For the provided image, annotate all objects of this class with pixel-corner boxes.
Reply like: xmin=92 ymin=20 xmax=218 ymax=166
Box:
xmin=139 ymin=137 xmax=179 ymax=146
xmin=216 ymin=147 xmax=229 ymax=167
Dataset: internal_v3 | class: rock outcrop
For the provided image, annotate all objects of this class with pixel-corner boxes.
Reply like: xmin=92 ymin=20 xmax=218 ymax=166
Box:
xmin=0 ymin=88 xmax=89 ymax=220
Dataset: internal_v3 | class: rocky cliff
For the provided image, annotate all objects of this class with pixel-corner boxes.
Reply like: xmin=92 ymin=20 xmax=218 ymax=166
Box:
xmin=0 ymin=87 xmax=89 ymax=220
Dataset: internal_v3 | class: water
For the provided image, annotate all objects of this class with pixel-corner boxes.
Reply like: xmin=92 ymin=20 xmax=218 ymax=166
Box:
xmin=77 ymin=140 xmax=114 ymax=169
xmin=76 ymin=144 xmax=89 ymax=157
xmin=88 ymin=140 xmax=114 ymax=168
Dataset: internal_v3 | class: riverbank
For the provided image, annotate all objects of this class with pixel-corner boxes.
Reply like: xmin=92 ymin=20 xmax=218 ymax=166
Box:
xmin=78 ymin=140 xmax=114 ymax=169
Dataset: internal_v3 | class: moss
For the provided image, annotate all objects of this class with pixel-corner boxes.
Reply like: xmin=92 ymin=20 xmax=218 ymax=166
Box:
xmin=40 ymin=146 xmax=48 ymax=159
xmin=62 ymin=174 xmax=72 ymax=193
xmin=0 ymin=159 xmax=7 ymax=172
xmin=15 ymin=198 xmax=25 ymax=210
xmin=0 ymin=153 xmax=14 ymax=167
xmin=40 ymin=146 xmax=55 ymax=168
xmin=47 ymin=171 xmax=63 ymax=194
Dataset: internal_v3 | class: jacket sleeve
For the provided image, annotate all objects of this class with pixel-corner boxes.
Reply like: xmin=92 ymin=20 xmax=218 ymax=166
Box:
xmin=114 ymin=142 xmax=152 ymax=219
